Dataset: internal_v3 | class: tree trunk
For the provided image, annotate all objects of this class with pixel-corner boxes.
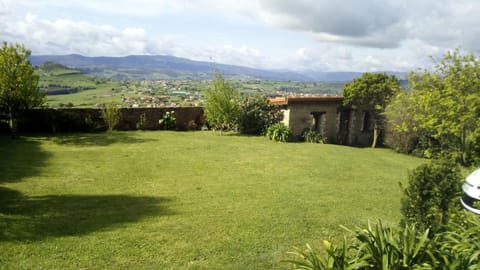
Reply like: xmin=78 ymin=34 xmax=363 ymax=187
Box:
xmin=8 ymin=112 xmax=18 ymax=139
xmin=372 ymin=126 xmax=379 ymax=148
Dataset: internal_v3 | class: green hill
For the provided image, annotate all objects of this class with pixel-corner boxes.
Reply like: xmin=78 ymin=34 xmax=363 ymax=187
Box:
xmin=36 ymin=62 xmax=120 ymax=108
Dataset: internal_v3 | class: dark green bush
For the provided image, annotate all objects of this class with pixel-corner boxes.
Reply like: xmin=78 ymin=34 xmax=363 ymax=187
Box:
xmin=53 ymin=111 xmax=102 ymax=133
xmin=400 ymin=160 xmax=463 ymax=235
xmin=237 ymin=95 xmax=282 ymax=135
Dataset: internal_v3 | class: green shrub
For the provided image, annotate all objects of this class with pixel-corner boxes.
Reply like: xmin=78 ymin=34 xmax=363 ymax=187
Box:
xmin=265 ymin=123 xmax=292 ymax=142
xmin=83 ymin=114 xmax=102 ymax=132
xmin=400 ymin=160 xmax=463 ymax=235
xmin=136 ymin=113 xmax=147 ymax=130
xmin=101 ymin=103 xmax=121 ymax=132
xmin=203 ymin=73 xmax=240 ymax=132
xmin=237 ymin=95 xmax=282 ymax=135
xmin=384 ymin=92 xmax=419 ymax=154
xmin=53 ymin=110 xmax=95 ymax=133
xmin=302 ymin=129 xmax=327 ymax=144
xmin=159 ymin=111 xmax=176 ymax=130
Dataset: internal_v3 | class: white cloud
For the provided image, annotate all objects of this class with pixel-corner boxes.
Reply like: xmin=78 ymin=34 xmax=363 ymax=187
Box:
xmin=2 ymin=0 xmax=480 ymax=72
xmin=3 ymin=15 xmax=152 ymax=56
xmin=0 ymin=10 xmax=274 ymax=69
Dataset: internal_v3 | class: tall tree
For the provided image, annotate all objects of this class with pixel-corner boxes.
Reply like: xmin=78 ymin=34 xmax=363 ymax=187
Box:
xmin=203 ymin=72 xmax=240 ymax=132
xmin=0 ymin=42 xmax=44 ymax=137
xmin=342 ymin=72 xmax=400 ymax=148
xmin=408 ymin=50 xmax=480 ymax=165
xmin=384 ymin=92 xmax=420 ymax=154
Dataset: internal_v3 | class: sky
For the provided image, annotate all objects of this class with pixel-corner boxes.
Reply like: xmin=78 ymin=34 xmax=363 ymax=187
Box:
xmin=1 ymin=0 xmax=479 ymax=72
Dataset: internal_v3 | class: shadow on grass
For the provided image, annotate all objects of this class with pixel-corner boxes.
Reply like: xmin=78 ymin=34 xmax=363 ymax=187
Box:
xmin=0 ymin=135 xmax=51 ymax=184
xmin=51 ymin=132 xmax=156 ymax=146
xmin=0 ymin=187 xmax=175 ymax=241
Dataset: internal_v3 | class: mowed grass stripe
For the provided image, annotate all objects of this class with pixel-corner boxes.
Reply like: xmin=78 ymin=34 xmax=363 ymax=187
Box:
xmin=0 ymin=131 xmax=423 ymax=269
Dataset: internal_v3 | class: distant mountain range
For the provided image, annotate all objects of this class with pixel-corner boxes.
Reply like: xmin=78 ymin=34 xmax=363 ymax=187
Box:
xmin=29 ymin=54 xmax=407 ymax=82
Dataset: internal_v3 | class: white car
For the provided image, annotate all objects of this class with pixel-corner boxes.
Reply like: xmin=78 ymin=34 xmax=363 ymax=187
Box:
xmin=461 ymin=169 xmax=480 ymax=214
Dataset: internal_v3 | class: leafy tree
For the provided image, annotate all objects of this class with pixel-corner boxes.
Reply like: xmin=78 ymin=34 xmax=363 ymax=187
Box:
xmin=408 ymin=50 xmax=480 ymax=165
xmin=400 ymin=160 xmax=462 ymax=235
xmin=342 ymin=72 xmax=401 ymax=148
xmin=384 ymin=92 xmax=420 ymax=153
xmin=0 ymin=42 xmax=44 ymax=137
xmin=203 ymin=73 xmax=240 ymax=132
xmin=237 ymin=95 xmax=281 ymax=135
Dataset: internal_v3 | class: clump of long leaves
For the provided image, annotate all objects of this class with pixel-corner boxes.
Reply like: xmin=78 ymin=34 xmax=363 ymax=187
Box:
xmin=285 ymin=239 xmax=368 ymax=270
xmin=285 ymin=218 xmax=480 ymax=270
xmin=302 ymin=128 xmax=327 ymax=144
xmin=265 ymin=123 xmax=292 ymax=142
xmin=350 ymin=221 xmax=434 ymax=270
xmin=286 ymin=222 xmax=429 ymax=269
xmin=433 ymin=212 xmax=480 ymax=269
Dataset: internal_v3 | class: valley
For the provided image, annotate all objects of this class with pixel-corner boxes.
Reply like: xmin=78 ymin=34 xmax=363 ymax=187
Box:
xmin=37 ymin=62 xmax=345 ymax=108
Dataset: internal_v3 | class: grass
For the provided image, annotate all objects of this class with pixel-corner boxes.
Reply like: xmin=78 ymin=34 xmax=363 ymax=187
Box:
xmin=0 ymin=131 xmax=424 ymax=269
xmin=44 ymin=81 xmax=122 ymax=108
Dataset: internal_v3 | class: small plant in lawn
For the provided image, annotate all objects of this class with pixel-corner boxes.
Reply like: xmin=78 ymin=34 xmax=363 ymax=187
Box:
xmin=265 ymin=123 xmax=292 ymax=142
xmin=136 ymin=113 xmax=147 ymax=130
xmin=101 ymin=102 xmax=121 ymax=132
xmin=302 ymin=128 xmax=327 ymax=144
xmin=159 ymin=111 xmax=176 ymax=130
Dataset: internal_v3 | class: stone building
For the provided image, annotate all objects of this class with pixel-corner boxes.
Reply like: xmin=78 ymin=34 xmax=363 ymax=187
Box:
xmin=269 ymin=96 xmax=373 ymax=146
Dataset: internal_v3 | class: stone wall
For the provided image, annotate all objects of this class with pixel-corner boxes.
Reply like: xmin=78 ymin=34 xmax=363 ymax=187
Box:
xmin=286 ymin=102 xmax=341 ymax=142
xmin=271 ymin=97 xmax=373 ymax=146
xmin=347 ymin=110 xmax=373 ymax=146
xmin=18 ymin=107 xmax=205 ymax=133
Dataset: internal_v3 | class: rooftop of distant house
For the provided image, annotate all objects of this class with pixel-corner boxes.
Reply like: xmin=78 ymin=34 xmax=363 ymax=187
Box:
xmin=269 ymin=96 xmax=344 ymax=105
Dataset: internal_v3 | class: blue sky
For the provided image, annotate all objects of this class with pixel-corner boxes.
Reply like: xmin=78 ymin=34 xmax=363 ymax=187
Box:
xmin=1 ymin=0 xmax=479 ymax=72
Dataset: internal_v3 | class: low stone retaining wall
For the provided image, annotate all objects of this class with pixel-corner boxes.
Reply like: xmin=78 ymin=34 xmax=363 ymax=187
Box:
xmin=17 ymin=107 xmax=205 ymax=133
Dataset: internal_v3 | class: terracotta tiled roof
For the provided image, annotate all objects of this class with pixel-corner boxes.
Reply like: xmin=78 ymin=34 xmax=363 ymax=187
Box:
xmin=269 ymin=96 xmax=344 ymax=105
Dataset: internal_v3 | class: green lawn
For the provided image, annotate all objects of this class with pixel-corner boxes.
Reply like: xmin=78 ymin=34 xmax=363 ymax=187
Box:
xmin=0 ymin=132 xmax=424 ymax=269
